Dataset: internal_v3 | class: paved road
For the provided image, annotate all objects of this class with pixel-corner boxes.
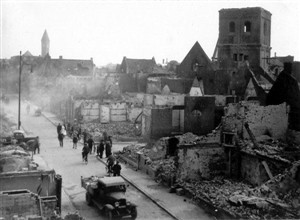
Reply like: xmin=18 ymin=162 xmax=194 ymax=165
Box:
xmin=3 ymin=99 xmax=173 ymax=220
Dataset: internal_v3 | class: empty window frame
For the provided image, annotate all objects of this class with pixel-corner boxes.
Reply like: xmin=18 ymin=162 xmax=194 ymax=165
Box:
xmin=229 ymin=21 xmax=235 ymax=33
xmin=239 ymin=54 xmax=243 ymax=61
xmin=263 ymin=21 xmax=267 ymax=36
xmin=233 ymin=54 xmax=238 ymax=61
xmin=244 ymin=55 xmax=249 ymax=61
xmin=244 ymin=21 xmax=251 ymax=32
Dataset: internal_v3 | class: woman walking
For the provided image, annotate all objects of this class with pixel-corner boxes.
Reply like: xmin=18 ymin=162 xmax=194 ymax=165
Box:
xmin=72 ymin=132 xmax=78 ymax=149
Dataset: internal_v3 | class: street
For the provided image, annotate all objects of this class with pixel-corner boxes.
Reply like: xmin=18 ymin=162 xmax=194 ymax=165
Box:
xmin=3 ymin=98 xmax=173 ymax=220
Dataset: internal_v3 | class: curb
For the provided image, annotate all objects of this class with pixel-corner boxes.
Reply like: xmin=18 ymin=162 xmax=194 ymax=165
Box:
xmin=96 ymin=157 xmax=182 ymax=220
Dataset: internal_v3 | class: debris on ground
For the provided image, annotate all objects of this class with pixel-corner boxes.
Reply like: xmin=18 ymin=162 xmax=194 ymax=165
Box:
xmin=178 ymin=161 xmax=300 ymax=219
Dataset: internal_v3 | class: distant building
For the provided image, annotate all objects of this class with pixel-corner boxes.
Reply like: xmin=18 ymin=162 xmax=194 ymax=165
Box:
xmin=119 ymin=56 xmax=156 ymax=74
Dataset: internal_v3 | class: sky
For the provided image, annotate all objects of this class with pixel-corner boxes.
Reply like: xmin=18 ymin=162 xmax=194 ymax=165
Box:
xmin=1 ymin=0 xmax=300 ymax=66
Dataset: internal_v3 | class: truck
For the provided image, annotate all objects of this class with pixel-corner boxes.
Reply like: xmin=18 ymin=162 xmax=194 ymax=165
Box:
xmin=0 ymin=130 xmax=40 ymax=153
xmin=81 ymin=175 xmax=137 ymax=220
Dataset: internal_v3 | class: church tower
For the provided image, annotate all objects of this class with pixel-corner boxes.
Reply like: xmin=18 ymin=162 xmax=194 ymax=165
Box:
xmin=41 ymin=30 xmax=50 ymax=57
xmin=216 ymin=7 xmax=272 ymax=71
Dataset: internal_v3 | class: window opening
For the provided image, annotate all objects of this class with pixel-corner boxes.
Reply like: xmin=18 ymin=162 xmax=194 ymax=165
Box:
xmin=244 ymin=21 xmax=251 ymax=32
xmin=233 ymin=54 xmax=238 ymax=61
xmin=229 ymin=22 xmax=235 ymax=32
xmin=239 ymin=54 xmax=243 ymax=61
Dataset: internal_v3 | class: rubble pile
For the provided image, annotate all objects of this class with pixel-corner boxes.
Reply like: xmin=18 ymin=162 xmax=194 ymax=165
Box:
xmin=81 ymin=121 xmax=141 ymax=140
xmin=0 ymin=145 xmax=31 ymax=173
xmin=151 ymin=157 xmax=177 ymax=184
xmin=241 ymin=137 xmax=298 ymax=163
xmin=178 ymin=162 xmax=300 ymax=219
xmin=121 ymin=144 xmax=149 ymax=162
xmin=176 ymin=131 xmax=220 ymax=145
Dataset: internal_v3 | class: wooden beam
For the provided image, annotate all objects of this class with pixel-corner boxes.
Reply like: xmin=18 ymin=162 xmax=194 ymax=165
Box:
xmin=262 ymin=161 xmax=274 ymax=179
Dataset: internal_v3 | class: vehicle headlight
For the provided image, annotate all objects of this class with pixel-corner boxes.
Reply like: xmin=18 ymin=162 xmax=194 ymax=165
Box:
xmin=126 ymin=201 xmax=131 ymax=206
xmin=115 ymin=202 xmax=119 ymax=207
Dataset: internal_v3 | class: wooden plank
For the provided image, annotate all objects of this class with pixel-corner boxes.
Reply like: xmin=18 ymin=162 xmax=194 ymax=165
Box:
xmin=262 ymin=161 xmax=274 ymax=179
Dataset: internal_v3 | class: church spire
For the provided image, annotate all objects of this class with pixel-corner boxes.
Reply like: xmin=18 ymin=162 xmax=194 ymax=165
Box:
xmin=41 ymin=30 xmax=50 ymax=57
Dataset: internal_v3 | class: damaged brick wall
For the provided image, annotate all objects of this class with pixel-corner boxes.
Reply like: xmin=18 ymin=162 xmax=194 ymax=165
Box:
xmin=224 ymin=102 xmax=288 ymax=140
xmin=0 ymin=191 xmax=40 ymax=218
xmin=178 ymin=143 xmax=225 ymax=180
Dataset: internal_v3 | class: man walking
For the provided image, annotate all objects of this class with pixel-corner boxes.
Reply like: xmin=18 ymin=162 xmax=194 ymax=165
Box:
xmin=112 ymin=161 xmax=122 ymax=176
xmin=58 ymin=132 xmax=64 ymax=147
xmin=57 ymin=123 xmax=62 ymax=135
xmin=82 ymin=143 xmax=89 ymax=164
xmin=87 ymin=135 xmax=94 ymax=154
xmin=105 ymin=141 xmax=112 ymax=158
xmin=72 ymin=133 xmax=78 ymax=149
xmin=97 ymin=140 xmax=105 ymax=158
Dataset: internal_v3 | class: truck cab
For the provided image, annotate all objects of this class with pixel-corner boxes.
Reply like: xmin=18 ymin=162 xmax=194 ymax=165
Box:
xmin=81 ymin=176 xmax=137 ymax=219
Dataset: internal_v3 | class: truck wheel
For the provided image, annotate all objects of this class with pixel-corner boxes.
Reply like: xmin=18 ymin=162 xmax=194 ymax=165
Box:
xmin=131 ymin=207 xmax=137 ymax=220
xmin=105 ymin=208 xmax=113 ymax=220
xmin=85 ymin=192 xmax=93 ymax=206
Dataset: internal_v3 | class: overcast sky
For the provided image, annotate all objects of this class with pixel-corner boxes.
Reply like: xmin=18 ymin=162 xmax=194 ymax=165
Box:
xmin=1 ymin=0 xmax=300 ymax=66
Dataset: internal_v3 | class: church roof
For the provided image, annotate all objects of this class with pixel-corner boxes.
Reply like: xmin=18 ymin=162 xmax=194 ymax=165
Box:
xmin=23 ymin=50 xmax=33 ymax=57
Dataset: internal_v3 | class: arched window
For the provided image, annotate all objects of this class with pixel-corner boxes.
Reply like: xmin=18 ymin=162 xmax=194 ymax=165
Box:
xmin=229 ymin=21 xmax=235 ymax=33
xmin=244 ymin=21 xmax=251 ymax=32
xmin=263 ymin=22 xmax=267 ymax=36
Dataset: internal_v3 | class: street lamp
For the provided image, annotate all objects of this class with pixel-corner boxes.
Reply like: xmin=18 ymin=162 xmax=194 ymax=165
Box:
xmin=18 ymin=51 xmax=22 ymax=129
xmin=18 ymin=51 xmax=33 ymax=129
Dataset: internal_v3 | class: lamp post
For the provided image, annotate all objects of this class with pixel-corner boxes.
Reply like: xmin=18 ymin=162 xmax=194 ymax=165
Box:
xmin=18 ymin=51 xmax=22 ymax=129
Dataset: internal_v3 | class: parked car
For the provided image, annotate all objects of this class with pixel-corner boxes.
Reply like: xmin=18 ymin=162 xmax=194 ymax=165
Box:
xmin=81 ymin=175 xmax=137 ymax=220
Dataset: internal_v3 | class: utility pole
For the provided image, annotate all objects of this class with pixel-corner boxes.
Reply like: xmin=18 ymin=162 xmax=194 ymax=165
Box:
xmin=18 ymin=51 xmax=22 ymax=129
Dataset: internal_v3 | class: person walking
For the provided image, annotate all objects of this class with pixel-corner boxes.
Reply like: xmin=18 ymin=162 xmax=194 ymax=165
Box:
xmin=87 ymin=135 xmax=94 ymax=154
xmin=112 ymin=161 xmax=122 ymax=176
xmin=105 ymin=141 xmax=112 ymax=158
xmin=82 ymin=129 xmax=88 ymax=145
xmin=82 ymin=143 xmax=89 ymax=164
xmin=108 ymin=136 xmax=113 ymax=148
xmin=58 ymin=132 xmax=64 ymax=147
xmin=72 ymin=133 xmax=78 ymax=149
xmin=97 ymin=140 xmax=105 ymax=158
xmin=106 ymin=154 xmax=116 ymax=174
xmin=57 ymin=123 xmax=62 ymax=135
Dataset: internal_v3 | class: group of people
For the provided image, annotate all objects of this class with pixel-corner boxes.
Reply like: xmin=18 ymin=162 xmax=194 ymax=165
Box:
xmin=56 ymin=122 xmax=122 ymax=175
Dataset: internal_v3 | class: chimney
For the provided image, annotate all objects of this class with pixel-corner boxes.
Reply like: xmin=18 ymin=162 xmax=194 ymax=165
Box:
xmin=59 ymin=56 xmax=63 ymax=59
xmin=274 ymin=52 xmax=277 ymax=57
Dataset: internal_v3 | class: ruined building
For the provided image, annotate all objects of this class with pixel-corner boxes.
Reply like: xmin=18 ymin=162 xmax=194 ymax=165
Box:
xmin=215 ymin=7 xmax=271 ymax=71
xmin=212 ymin=7 xmax=272 ymax=96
